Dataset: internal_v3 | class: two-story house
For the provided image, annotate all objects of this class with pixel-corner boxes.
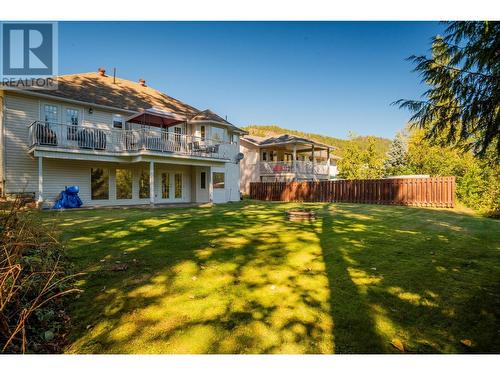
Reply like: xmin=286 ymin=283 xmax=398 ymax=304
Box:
xmin=239 ymin=134 xmax=340 ymax=194
xmin=0 ymin=69 xmax=246 ymax=207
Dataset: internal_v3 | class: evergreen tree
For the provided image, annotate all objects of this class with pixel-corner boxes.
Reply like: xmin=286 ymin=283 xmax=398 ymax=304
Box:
xmin=383 ymin=131 xmax=410 ymax=176
xmin=395 ymin=21 xmax=500 ymax=160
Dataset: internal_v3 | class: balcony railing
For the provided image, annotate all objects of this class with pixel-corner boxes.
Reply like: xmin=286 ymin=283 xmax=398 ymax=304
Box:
xmin=259 ymin=161 xmax=329 ymax=175
xmin=28 ymin=121 xmax=236 ymax=160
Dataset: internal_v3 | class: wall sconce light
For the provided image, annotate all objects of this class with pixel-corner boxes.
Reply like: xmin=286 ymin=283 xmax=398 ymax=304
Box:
xmin=88 ymin=107 xmax=94 ymax=114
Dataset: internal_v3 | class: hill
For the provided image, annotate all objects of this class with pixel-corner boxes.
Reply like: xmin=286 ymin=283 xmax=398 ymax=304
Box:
xmin=242 ymin=125 xmax=392 ymax=157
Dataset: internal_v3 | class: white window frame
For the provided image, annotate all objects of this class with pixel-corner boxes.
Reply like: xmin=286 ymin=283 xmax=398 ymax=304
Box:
xmin=44 ymin=104 xmax=58 ymax=124
xmin=174 ymin=172 xmax=183 ymax=199
xmin=213 ymin=172 xmax=225 ymax=189
xmin=113 ymin=114 xmax=124 ymax=129
xmin=65 ymin=108 xmax=80 ymax=126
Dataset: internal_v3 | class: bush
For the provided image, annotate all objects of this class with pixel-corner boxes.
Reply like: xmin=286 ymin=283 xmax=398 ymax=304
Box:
xmin=0 ymin=199 xmax=80 ymax=353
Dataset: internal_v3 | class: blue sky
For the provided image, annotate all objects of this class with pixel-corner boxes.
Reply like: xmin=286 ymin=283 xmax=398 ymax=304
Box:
xmin=59 ymin=21 xmax=445 ymax=140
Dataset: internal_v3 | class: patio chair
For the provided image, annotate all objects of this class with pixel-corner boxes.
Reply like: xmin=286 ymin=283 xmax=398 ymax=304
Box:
xmin=35 ymin=123 xmax=58 ymax=146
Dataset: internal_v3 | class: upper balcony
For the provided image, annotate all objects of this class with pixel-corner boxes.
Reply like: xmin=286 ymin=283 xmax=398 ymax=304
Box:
xmin=28 ymin=121 xmax=236 ymax=161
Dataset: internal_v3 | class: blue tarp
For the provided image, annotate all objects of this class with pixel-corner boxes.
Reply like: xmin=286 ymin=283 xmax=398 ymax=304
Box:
xmin=53 ymin=186 xmax=83 ymax=209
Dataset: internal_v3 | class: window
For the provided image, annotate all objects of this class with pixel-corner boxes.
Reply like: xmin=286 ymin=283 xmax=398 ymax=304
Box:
xmin=174 ymin=173 xmax=182 ymax=198
xmin=213 ymin=172 xmax=225 ymax=189
xmin=65 ymin=108 xmax=79 ymax=125
xmin=65 ymin=108 xmax=80 ymax=140
xmin=116 ymin=168 xmax=132 ymax=199
xmin=44 ymin=105 xmax=58 ymax=124
xmin=139 ymin=169 xmax=150 ymax=199
xmin=271 ymin=151 xmax=278 ymax=161
xmin=200 ymin=171 xmax=206 ymax=189
xmin=231 ymin=134 xmax=238 ymax=144
xmin=200 ymin=125 xmax=206 ymax=139
xmin=174 ymin=126 xmax=182 ymax=142
xmin=91 ymin=168 xmax=109 ymax=200
xmin=113 ymin=114 xmax=124 ymax=129
xmin=211 ymin=127 xmax=224 ymax=142
xmin=262 ymin=151 xmax=267 ymax=161
xmin=161 ymin=173 xmax=170 ymax=199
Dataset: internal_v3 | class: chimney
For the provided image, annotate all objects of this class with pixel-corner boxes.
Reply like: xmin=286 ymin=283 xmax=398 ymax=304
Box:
xmin=98 ymin=67 xmax=106 ymax=76
xmin=138 ymin=78 xmax=146 ymax=87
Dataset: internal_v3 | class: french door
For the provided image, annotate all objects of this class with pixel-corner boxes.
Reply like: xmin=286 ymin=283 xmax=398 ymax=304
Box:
xmin=158 ymin=171 xmax=183 ymax=202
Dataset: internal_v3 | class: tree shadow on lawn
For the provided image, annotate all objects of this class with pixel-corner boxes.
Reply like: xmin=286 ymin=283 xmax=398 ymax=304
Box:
xmin=52 ymin=202 xmax=335 ymax=353
xmin=316 ymin=203 xmax=500 ymax=353
xmin=46 ymin=201 xmax=500 ymax=353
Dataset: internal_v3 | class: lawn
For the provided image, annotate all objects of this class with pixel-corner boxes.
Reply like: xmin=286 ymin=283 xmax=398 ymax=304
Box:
xmin=42 ymin=201 xmax=500 ymax=353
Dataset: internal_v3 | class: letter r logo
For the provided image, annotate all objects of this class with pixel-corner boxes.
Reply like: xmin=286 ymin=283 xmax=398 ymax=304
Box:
xmin=1 ymin=22 xmax=56 ymax=76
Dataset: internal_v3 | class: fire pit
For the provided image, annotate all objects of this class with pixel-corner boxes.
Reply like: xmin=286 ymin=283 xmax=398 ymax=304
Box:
xmin=286 ymin=209 xmax=316 ymax=221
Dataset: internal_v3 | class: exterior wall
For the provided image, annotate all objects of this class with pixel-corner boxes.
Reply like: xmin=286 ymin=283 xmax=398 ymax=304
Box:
xmin=224 ymin=161 xmax=241 ymax=201
xmin=41 ymin=159 xmax=199 ymax=207
xmin=3 ymin=92 xmax=39 ymax=195
xmin=239 ymin=140 xmax=260 ymax=195
xmin=329 ymin=160 xmax=338 ymax=178
xmin=0 ymin=92 xmax=4 ymax=195
xmin=1 ymin=91 xmax=242 ymax=205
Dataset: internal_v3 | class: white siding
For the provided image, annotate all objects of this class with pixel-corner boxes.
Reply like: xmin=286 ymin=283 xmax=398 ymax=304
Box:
xmin=42 ymin=159 xmax=198 ymax=207
xmin=4 ymin=93 xmax=39 ymax=194
xmin=239 ymin=141 xmax=260 ymax=194
xmin=0 ymin=92 xmax=4 ymax=195
xmin=225 ymin=161 xmax=241 ymax=201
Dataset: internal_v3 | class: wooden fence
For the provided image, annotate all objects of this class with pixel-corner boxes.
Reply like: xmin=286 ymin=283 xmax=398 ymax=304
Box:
xmin=249 ymin=177 xmax=455 ymax=208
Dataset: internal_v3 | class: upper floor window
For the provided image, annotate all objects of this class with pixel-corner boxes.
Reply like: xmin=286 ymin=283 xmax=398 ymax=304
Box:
xmin=44 ymin=105 xmax=58 ymax=124
xmin=200 ymin=125 xmax=206 ymax=139
xmin=231 ymin=134 xmax=238 ymax=144
xmin=65 ymin=108 xmax=79 ymax=126
xmin=113 ymin=114 xmax=124 ymax=129
xmin=65 ymin=108 xmax=80 ymax=140
xmin=174 ymin=126 xmax=182 ymax=142
xmin=262 ymin=151 xmax=267 ymax=161
xmin=211 ymin=127 xmax=224 ymax=142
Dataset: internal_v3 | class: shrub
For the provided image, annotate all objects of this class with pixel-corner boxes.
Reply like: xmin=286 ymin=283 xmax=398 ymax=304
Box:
xmin=0 ymin=199 xmax=80 ymax=353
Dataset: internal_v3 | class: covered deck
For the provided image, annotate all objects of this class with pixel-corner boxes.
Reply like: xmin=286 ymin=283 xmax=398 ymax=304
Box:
xmin=257 ymin=135 xmax=339 ymax=179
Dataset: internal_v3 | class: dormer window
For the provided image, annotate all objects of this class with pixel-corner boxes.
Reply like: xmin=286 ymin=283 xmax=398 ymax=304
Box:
xmin=113 ymin=114 xmax=124 ymax=129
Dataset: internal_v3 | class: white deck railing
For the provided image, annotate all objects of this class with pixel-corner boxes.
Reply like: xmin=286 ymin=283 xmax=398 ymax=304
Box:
xmin=259 ymin=161 xmax=329 ymax=175
xmin=28 ymin=121 xmax=236 ymax=160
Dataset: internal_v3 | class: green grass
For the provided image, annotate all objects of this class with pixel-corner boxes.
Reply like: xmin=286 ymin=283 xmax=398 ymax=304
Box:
xmin=42 ymin=201 xmax=500 ymax=353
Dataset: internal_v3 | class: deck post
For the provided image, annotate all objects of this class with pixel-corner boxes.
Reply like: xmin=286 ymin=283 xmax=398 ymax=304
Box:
xmin=326 ymin=147 xmax=331 ymax=178
xmin=37 ymin=156 xmax=43 ymax=207
xmin=149 ymin=161 xmax=155 ymax=206
xmin=311 ymin=144 xmax=315 ymax=174
xmin=208 ymin=166 xmax=214 ymax=203
xmin=292 ymin=143 xmax=297 ymax=173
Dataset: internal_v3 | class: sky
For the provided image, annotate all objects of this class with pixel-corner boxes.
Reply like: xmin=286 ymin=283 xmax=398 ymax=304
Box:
xmin=58 ymin=21 xmax=445 ymax=140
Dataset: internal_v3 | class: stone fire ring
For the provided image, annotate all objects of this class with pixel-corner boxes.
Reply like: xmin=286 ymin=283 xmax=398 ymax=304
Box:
xmin=286 ymin=209 xmax=316 ymax=221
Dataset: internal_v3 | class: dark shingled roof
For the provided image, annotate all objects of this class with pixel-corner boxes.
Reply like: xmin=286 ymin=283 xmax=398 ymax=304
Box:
xmin=37 ymin=72 xmax=246 ymax=132
xmin=40 ymin=72 xmax=199 ymax=115
xmin=243 ymin=134 xmax=337 ymax=149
